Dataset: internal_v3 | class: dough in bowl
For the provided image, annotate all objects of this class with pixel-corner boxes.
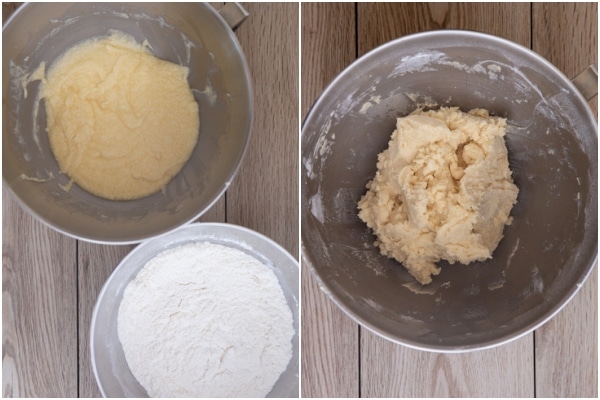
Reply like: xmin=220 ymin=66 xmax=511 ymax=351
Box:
xmin=358 ymin=107 xmax=519 ymax=285
xmin=40 ymin=32 xmax=199 ymax=200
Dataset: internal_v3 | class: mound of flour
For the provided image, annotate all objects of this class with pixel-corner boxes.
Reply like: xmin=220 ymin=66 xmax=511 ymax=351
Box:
xmin=117 ymin=242 xmax=294 ymax=397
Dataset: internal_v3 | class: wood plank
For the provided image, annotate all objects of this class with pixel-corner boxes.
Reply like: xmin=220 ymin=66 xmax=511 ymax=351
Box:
xmin=195 ymin=196 xmax=226 ymax=223
xmin=301 ymin=265 xmax=360 ymax=398
xmin=361 ymin=333 xmax=534 ymax=397
xmin=1 ymin=2 xmax=21 ymax=24
xmin=77 ymin=243 xmax=134 ymax=398
xmin=301 ymin=3 xmax=359 ymax=398
xmin=4 ymin=3 xmax=78 ymax=397
xmin=227 ymin=2 xmax=299 ymax=258
xmin=532 ymin=2 xmax=598 ymax=115
xmin=355 ymin=2 xmax=535 ymax=396
xmin=534 ymin=268 xmax=598 ymax=397
xmin=2 ymin=191 xmax=78 ymax=397
xmin=532 ymin=3 xmax=598 ymax=397
xmin=357 ymin=2 xmax=531 ymax=56
xmin=301 ymin=2 xmax=357 ymax=116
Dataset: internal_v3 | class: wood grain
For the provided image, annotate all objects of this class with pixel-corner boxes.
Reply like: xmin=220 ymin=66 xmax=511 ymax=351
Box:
xmin=357 ymin=2 xmax=531 ymax=55
xmin=228 ymin=2 xmax=299 ymax=258
xmin=4 ymin=5 xmax=79 ymax=396
xmin=77 ymin=243 xmax=134 ymax=398
xmin=532 ymin=2 xmax=598 ymax=115
xmin=361 ymin=333 xmax=533 ymax=397
xmin=534 ymin=269 xmax=597 ymax=397
xmin=301 ymin=2 xmax=357 ymax=116
xmin=2 ymin=192 xmax=78 ymax=397
xmin=301 ymin=261 xmax=359 ymax=398
xmin=300 ymin=3 xmax=359 ymax=398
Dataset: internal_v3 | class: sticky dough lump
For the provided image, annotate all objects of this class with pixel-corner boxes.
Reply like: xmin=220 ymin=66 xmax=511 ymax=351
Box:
xmin=41 ymin=32 xmax=199 ymax=200
xmin=358 ymin=107 xmax=519 ymax=285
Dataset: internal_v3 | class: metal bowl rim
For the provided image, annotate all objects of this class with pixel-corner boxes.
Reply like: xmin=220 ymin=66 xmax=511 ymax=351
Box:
xmin=301 ymin=29 xmax=598 ymax=352
xmin=90 ymin=221 xmax=299 ymax=396
xmin=2 ymin=2 xmax=254 ymax=245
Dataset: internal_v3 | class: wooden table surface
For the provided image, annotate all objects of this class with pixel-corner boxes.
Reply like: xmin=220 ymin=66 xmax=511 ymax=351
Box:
xmin=301 ymin=3 xmax=597 ymax=398
xmin=2 ymin=3 xmax=298 ymax=397
xmin=3 ymin=2 xmax=598 ymax=399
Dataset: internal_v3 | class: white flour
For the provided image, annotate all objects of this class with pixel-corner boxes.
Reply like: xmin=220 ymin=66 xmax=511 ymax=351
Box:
xmin=117 ymin=242 xmax=294 ymax=397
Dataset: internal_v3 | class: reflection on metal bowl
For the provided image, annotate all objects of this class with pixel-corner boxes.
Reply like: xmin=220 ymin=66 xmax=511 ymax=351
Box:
xmin=301 ymin=30 xmax=597 ymax=352
xmin=3 ymin=3 xmax=253 ymax=243
xmin=91 ymin=223 xmax=299 ymax=397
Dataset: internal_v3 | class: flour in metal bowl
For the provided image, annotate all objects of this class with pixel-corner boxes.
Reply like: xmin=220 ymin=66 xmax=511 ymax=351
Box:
xmin=117 ymin=241 xmax=294 ymax=397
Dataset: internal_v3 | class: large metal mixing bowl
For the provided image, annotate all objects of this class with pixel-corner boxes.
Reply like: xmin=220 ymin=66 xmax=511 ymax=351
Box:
xmin=3 ymin=3 xmax=252 ymax=243
xmin=302 ymin=30 xmax=597 ymax=351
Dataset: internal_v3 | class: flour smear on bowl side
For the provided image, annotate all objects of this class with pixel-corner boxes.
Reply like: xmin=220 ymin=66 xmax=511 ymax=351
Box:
xmin=117 ymin=242 xmax=294 ymax=397
xmin=358 ymin=107 xmax=519 ymax=285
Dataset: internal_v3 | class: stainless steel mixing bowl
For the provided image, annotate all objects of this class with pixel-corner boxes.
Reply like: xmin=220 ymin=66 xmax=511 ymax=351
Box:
xmin=91 ymin=223 xmax=299 ymax=397
xmin=3 ymin=3 xmax=252 ymax=243
xmin=302 ymin=30 xmax=597 ymax=351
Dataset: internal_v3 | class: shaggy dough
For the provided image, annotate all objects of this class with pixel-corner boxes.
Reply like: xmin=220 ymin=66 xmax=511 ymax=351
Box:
xmin=358 ymin=107 xmax=518 ymax=285
xmin=41 ymin=32 xmax=199 ymax=200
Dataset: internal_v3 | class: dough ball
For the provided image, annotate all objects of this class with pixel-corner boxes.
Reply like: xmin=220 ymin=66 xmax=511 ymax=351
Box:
xmin=358 ymin=107 xmax=519 ymax=285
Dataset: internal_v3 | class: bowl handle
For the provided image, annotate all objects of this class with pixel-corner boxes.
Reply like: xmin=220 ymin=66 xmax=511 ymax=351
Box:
xmin=217 ymin=2 xmax=250 ymax=31
xmin=571 ymin=64 xmax=598 ymax=101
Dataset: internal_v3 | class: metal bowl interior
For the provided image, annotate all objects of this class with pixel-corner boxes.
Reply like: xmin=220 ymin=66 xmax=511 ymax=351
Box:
xmin=3 ymin=3 xmax=252 ymax=243
xmin=301 ymin=30 xmax=598 ymax=352
xmin=90 ymin=223 xmax=299 ymax=397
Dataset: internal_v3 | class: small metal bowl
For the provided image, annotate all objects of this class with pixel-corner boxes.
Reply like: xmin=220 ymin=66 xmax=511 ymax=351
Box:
xmin=301 ymin=30 xmax=597 ymax=352
xmin=90 ymin=223 xmax=299 ymax=397
xmin=3 ymin=3 xmax=253 ymax=243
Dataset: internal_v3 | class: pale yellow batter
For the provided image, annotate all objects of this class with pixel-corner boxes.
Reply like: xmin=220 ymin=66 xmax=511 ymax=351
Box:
xmin=40 ymin=32 xmax=199 ymax=200
xmin=358 ymin=107 xmax=519 ymax=285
